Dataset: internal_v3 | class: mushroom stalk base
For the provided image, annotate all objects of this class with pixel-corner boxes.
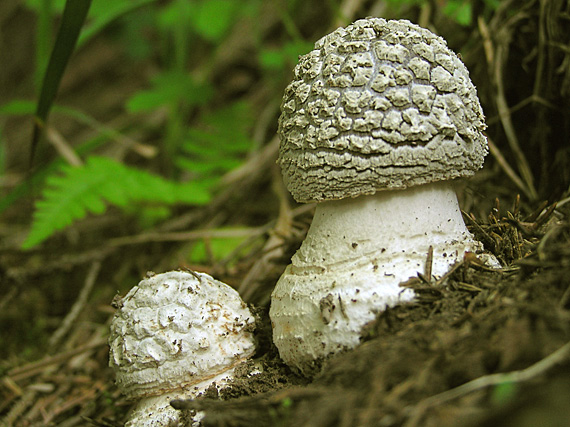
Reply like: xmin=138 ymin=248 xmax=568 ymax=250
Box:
xmin=125 ymin=368 xmax=236 ymax=427
xmin=270 ymin=181 xmax=496 ymax=374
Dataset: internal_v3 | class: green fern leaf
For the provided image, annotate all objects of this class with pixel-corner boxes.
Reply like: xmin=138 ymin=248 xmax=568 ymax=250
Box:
xmin=177 ymin=101 xmax=255 ymax=180
xmin=22 ymin=156 xmax=211 ymax=249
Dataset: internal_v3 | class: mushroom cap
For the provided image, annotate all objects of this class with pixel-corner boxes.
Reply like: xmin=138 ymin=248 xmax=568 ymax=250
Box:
xmin=108 ymin=271 xmax=255 ymax=399
xmin=278 ymin=18 xmax=488 ymax=203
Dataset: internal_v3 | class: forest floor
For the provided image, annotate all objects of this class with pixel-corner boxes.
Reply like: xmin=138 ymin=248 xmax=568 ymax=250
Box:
xmin=1 ymin=1 xmax=569 ymax=426
xmin=2 ymin=191 xmax=569 ymax=427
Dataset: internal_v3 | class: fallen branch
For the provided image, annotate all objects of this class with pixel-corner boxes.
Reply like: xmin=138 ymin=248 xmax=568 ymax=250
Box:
xmin=403 ymin=340 xmax=570 ymax=427
xmin=49 ymin=260 xmax=102 ymax=349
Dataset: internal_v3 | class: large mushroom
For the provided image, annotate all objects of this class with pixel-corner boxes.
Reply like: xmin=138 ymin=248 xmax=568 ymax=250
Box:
xmin=109 ymin=270 xmax=256 ymax=426
xmin=270 ymin=18 xmax=498 ymax=374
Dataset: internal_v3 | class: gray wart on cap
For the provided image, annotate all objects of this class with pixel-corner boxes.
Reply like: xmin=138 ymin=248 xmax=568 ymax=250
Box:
xmin=278 ymin=17 xmax=488 ymax=203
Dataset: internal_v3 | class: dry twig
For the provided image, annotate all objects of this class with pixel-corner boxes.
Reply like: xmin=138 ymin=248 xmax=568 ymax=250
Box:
xmin=48 ymin=260 xmax=102 ymax=349
xmin=403 ymin=341 xmax=570 ymax=427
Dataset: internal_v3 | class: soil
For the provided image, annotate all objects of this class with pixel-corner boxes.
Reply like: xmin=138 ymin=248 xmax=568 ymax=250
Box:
xmin=1 ymin=1 xmax=569 ymax=426
xmin=172 ymin=206 xmax=570 ymax=427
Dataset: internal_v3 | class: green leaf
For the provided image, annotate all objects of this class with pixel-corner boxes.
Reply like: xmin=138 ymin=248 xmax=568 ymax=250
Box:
xmin=173 ymin=181 xmax=214 ymax=204
xmin=283 ymin=40 xmax=314 ymax=64
xmin=78 ymin=0 xmax=157 ymax=48
xmin=24 ymin=0 xmax=66 ymax=12
xmin=0 ymin=129 xmax=5 ymax=176
xmin=25 ymin=0 xmax=157 ymax=48
xmin=443 ymin=0 xmax=472 ymax=26
xmin=187 ymin=228 xmax=250 ymax=263
xmin=191 ymin=0 xmax=237 ymax=42
xmin=259 ymin=48 xmax=286 ymax=70
xmin=177 ymin=101 xmax=255 ymax=180
xmin=22 ymin=156 xmax=211 ymax=249
xmin=260 ymin=40 xmax=314 ymax=71
xmin=0 ymin=100 xmax=36 ymax=115
xmin=132 ymin=205 xmax=172 ymax=229
xmin=385 ymin=0 xmax=422 ymax=5
xmin=483 ymin=0 xmax=501 ymax=10
xmin=158 ymin=0 xmax=195 ymax=29
xmin=0 ymin=136 xmax=104 ymax=215
xmin=31 ymin=0 xmax=92 ymax=164
xmin=126 ymin=72 xmax=213 ymax=112
xmin=490 ymin=381 xmax=518 ymax=406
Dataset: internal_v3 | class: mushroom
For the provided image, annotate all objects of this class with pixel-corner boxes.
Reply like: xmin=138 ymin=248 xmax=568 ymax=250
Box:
xmin=270 ymin=18 xmax=499 ymax=374
xmin=109 ymin=270 xmax=256 ymax=426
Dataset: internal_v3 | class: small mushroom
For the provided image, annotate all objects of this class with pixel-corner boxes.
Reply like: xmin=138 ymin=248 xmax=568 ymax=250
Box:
xmin=109 ymin=271 xmax=256 ymax=426
xmin=270 ymin=18 xmax=499 ymax=374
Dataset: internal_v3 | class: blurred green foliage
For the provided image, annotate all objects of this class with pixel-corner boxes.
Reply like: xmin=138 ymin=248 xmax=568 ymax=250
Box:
xmin=188 ymin=229 xmax=252 ymax=263
xmin=2 ymin=0 xmax=268 ymax=250
xmin=260 ymin=39 xmax=315 ymax=72
xmin=177 ymin=101 xmax=256 ymax=179
xmin=125 ymin=71 xmax=213 ymax=113
xmin=442 ymin=0 xmax=472 ymax=26
xmin=1 ymin=0 xmax=500 ymax=253
xmin=30 ymin=0 xmax=91 ymax=166
xmin=490 ymin=381 xmax=519 ymax=406
xmin=22 ymin=156 xmax=211 ymax=249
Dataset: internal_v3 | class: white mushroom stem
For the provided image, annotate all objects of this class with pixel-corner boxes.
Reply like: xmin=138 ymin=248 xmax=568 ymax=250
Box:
xmin=297 ymin=181 xmax=478 ymax=269
xmin=125 ymin=368 xmax=239 ymax=427
xmin=270 ymin=180 xmax=498 ymax=374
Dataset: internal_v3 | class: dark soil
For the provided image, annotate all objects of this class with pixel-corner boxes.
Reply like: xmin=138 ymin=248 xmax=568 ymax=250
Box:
xmin=1 ymin=0 xmax=569 ymax=426
xmin=171 ymin=205 xmax=570 ymax=427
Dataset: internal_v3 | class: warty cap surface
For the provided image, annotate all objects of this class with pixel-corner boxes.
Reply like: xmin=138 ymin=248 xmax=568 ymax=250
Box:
xmin=278 ymin=18 xmax=488 ymax=203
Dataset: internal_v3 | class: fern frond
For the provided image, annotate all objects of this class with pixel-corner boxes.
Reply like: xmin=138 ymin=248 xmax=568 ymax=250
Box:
xmin=22 ymin=156 xmax=211 ymax=249
xmin=177 ymin=101 xmax=255 ymax=179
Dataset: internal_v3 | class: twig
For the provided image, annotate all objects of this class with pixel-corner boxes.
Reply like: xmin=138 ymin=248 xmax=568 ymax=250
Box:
xmin=45 ymin=125 xmax=83 ymax=167
xmin=537 ymin=222 xmax=562 ymax=262
xmin=487 ymin=137 xmax=531 ymax=199
xmin=0 ymin=286 xmax=17 ymax=312
xmin=46 ymin=387 xmax=97 ymax=424
xmin=108 ymin=226 xmax=268 ymax=247
xmin=171 ymin=386 xmax=325 ymax=411
xmin=533 ymin=0 xmax=547 ymax=98
xmin=433 ymin=259 xmax=465 ymax=287
xmin=424 ymin=246 xmax=433 ymax=280
xmin=479 ymin=9 xmax=538 ymax=200
xmin=220 ymin=136 xmax=279 ymax=187
xmin=0 ymin=389 xmax=37 ymax=426
xmin=48 ymin=261 xmax=102 ymax=349
xmin=335 ymin=0 xmax=366 ymax=27
xmin=403 ymin=341 xmax=570 ymax=427
xmin=239 ymin=165 xmax=293 ymax=301
xmin=560 ymin=284 xmax=570 ymax=309
xmin=1 ymin=376 xmax=23 ymax=396
xmin=556 ymin=195 xmax=570 ymax=208
xmin=417 ymin=1 xmax=432 ymax=29
xmin=486 ymin=95 xmax=557 ymax=126
xmin=218 ymin=202 xmax=314 ymax=272
xmin=251 ymin=101 xmax=280 ymax=151
xmin=6 ymin=247 xmax=115 ymax=279
xmin=462 ymin=211 xmax=497 ymax=251
xmin=58 ymin=106 xmax=158 ymax=159
xmin=477 ymin=16 xmax=494 ymax=67
xmin=6 ymin=340 xmax=107 ymax=382
xmin=493 ymin=31 xmax=538 ymax=200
